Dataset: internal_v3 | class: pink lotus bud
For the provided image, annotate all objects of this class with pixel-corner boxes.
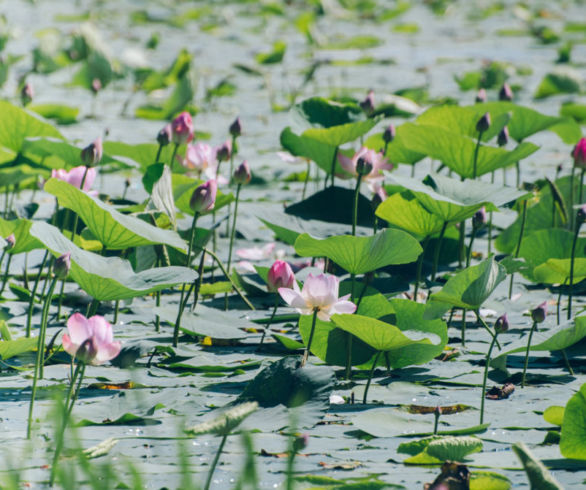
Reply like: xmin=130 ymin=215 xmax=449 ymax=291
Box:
xmin=189 ymin=180 xmax=217 ymax=214
xmin=572 ymin=138 xmax=586 ymax=169
xmin=473 ymin=206 xmax=486 ymax=229
xmin=171 ymin=111 xmax=194 ymax=145
xmin=531 ymin=301 xmax=547 ymax=324
xmin=216 ymin=139 xmax=232 ymax=163
xmin=383 ymin=124 xmax=396 ymax=144
xmin=54 ymin=252 xmax=71 ymax=280
xmin=5 ymin=234 xmax=15 ymax=250
xmin=359 ymin=90 xmax=375 ymax=116
xmin=21 ymin=83 xmax=34 ymax=106
xmin=499 ymin=83 xmax=513 ymax=101
xmin=267 ymin=260 xmax=295 ymax=292
xmin=229 ymin=117 xmax=242 ymax=138
xmin=81 ymin=137 xmax=103 ymax=167
xmin=475 ymin=88 xmax=487 ymax=103
xmin=577 ymin=204 xmax=586 ymax=225
xmin=476 ymin=113 xmax=491 ymax=133
xmin=157 ymin=124 xmax=172 ymax=147
xmin=495 ymin=313 xmax=509 ymax=334
xmin=293 ymin=433 xmax=309 ymax=452
xmin=91 ymin=78 xmax=102 ymax=94
xmin=498 ymin=126 xmax=509 ymax=147
xmin=233 ymin=160 xmax=251 ymax=185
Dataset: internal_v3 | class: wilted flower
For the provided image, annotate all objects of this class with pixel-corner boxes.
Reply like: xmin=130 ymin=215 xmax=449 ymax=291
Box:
xmin=383 ymin=124 xmax=396 ymax=144
xmin=359 ymin=90 xmax=375 ymax=116
xmin=4 ymin=234 xmax=15 ymax=250
xmin=494 ymin=313 xmax=509 ymax=334
xmin=531 ymin=302 xmax=547 ymax=324
xmin=572 ymin=137 xmax=586 ymax=169
xmin=80 ymin=137 xmax=103 ymax=167
xmin=54 ymin=252 xmax=71 ymax=280
xmin=157 ymin=124 xmax=172 ymax=147
xmin=216 ymin=139 xmax=232 ymax=163
xmin=21 ymin=83 xmax=34 ymax=106
xmin=51 ymin=166 xmax=97 ymax=194
xmin=476 ymin=113 xmax=491 ymax=133
xmin=267 ymin=260 xmax=295 ymax=292
xmin=233 ymin=160 xmax=251 ymax=185
xmin=278 ymin=273 xmax=356 ymax=321
xmin=229 ymin=117 xmax=242 ymax=138
xmin=475 ymin=88 xmax=487 ymax=103
xmin=62 ymin=313 xmax=121 ymax=365
xmin=189 ymin=180 xmax=217 ymax=214
xmin=499 ymin=83 xmax=513 ymax=101
xmin=338 ymin=147 xmax=392 ymax=186
xmin=497 ymin=126 xmax=509 ymax=147
xmin=171 ymin=111 xmax=194 ymax=145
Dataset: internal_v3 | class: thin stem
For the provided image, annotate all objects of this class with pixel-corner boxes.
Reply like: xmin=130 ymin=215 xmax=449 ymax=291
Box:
xmin=229 ymin=135 xmax=237 ymax=184
xmin=26 ymin=250 xmax=49 ymax=337
xmin=568 ymin=218 xmax=582 ymax=320
xmin=488 ymin=171 xmax=495 ymax=254
xmin=191 ymin=250 xmax=207 ymax=312
xmin=560 ymin=349 xmax=574 ymax=376
xmin=327 ymin=147 xmax=338 ymax=188
xmin=466 ymin=228 xmax=477 ymax=268
xmin=224 ymin=185 xmax=242 ymax=310
xmin=362 ymin=351 xmax=381 ymax=404
xmin=475 ymin=311 xmax=501 ymax=350
xmin=173 ymin=212 xmax=199 ymax=347
xmin=259 ymin=296 xmax=279 ymax=348
xmin=472 ymin=132 xmax=482 ymax=180
xmin=352 ymin=175 xmax=363 ymax=236
xmin=458 ymin=219 xmax=465 ymax=269
xmin=521 ymin=321 xmax=538 ymax=388
xmin=204 ymin=248 xmax=254 ymax=310
xmin=302 ymin=160 xmax=310 ymax=199
xmin=480 ymin=332 xmax=498 ymax=425
xmin=0 ymin=250 xmax=9 ymax=296
xmin=569 ymin=166 xmax=575 ymax=230
xmin=302 ymin=309 xmax=319 ymax=367
xmin=580 ymin=169 xmax=585 ymax=205
xmin=516 ymin=161 xmax=521 ymax=189
xmin=39 ymin=277 xmax=58 ymax=379
xmin=170 ymin=143 xmax=179 ymax=172
xmin=414 ymin=237 xmax=430 ymax=301
xmin=204 ymin=434 xmax=228 ymax=490
xmin=154 ymin=143 xmax=163 ymax=164
xmin=461 ymin=309 xmax=467 ymax=346
xmin=113 ymin=300 xmax=120 ymax=324
xmin=432 ymin=222 xmax=448 ymax=281
xmin=345 ymin=332 xmax=353 ymax=380
xmin=508 ymin=199 xmax=528 ymax=299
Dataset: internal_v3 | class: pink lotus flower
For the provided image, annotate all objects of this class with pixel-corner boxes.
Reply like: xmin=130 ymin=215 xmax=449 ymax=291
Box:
xmin=278 ymin=273 xmax=356 ymax=321
xmin=62 ymin=313 xmax=121 ymax=365
xmin=573 ymin=137 xmax=586 ymax=169
xmin=180 ymin=143 xmax=219 ymax=178
xmin=338 ymin=147 xmax=392 ymax=186
xmin=236 ymin=243 xmax=276 ymax=261
xmin=190 ymin=179 xmax=217 ymax=214
xmin=51 ymin=165 xmax=97 ymax=194
xmin=267 ymin=260 xmax=295 ymax=292
xmin=171 ymin=111 xmax=194 ymax=145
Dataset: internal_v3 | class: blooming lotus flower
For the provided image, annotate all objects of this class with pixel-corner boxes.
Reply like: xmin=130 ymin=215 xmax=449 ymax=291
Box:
xmin=62 ymin=313 xmax=121 ymax=365
xmin=267 ymin=260 xmax=295 ymax=292
xmin=572 ymin=137 xmax=586 ymax=169
xmin=278 ymin=273 xmax=356 ymax=321
xmin=51 ymin=165 xmax=97 ymax=194
xmin=181 ymin=143 xmax=219 ymax=178
xmin=236 ymin=243 xmax=276 ymax=261
xmin=190 ymin=179 xmax=217 ymax=214
xmin=338 ymin=147 xmax=392 ymax=187
xmin=171 ymin=111 xmax=194 ymax=145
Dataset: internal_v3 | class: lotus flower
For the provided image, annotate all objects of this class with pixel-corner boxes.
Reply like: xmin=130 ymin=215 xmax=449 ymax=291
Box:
xmin=190 ymin=179 xmax=217 ymax=214
xmin=338 ymin=147 xmax=392 ymax=188
xmin=236 ymin=243 xmax=276 ymax=261
xmin=181 ymin=143 xmax=219 ymax=178
xmin=573 ymin=137 xmax=586 ymax=169
xmin=51 ymin=165 xmax=97 ymax=194
xmin=278 ymin=273 xmax=356 ymax=321
xmin=267 ymin=260 xmax=295 ymax=292
xmin=62 ymin=313 xmax=121 ymax=365
xmin=80 ymin=137 xmax=103 ymax=167
xmin=233 ymin=160 xmax=251 ymax=185
xmin=171 ymin=111 xmax=194 ymax=145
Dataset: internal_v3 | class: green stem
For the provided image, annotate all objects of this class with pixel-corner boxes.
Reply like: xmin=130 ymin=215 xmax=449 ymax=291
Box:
xmin=39 ymin=277 xmax=58 ymax=379
xmin=466 ymin=228 xmax=477 ymax=268
xmin=224 ymin=185 xmax=241 ymax=311
xmin=414 ymin=237 xmax=429 ymax=300
xmin=458 ymin=219 xmax=465 ymax=269
xmin=560 ymin=349 xmax=574 ymax=376
xmin=472 ymin=132 xmax=482 ymax=180
xmin=363 ymin=351 xmax=381 ymax=404
xmin=352 ymin=174 xmax=363 ymax=236
xmin=433 ymin=409 xmax=441 ymax=435
xmin=154 ymin=143 xmax=163 ymax=164
xmin=480 ymin=332 xmax=498 ymax=425
xmin=488 ymin=171 xmax=495 ymax=254
xmin=568 ymin=218 xmax=582 ymax=320
xmin=113 ymin=300 xmax=120 ymax=324
xmin=173 ymin=212 xmax=199 ymax=347
xmin=580 ymin=169 xmax=585 ymax=205
xmin=204 ymin=434 xmax=228 ymax=490
xmin=475 ymin=311 xmax=502 ymax=350
xmin=204 ymin=247 xmax=254 ymax=310
xmin=432 ymin=222 xmax=448 ymax=281
xmin=69 ymin=167 xmax=90 ymax=242
xmin=326 ymin=147 xmax=338 ymax=189
xmin=170 ymin=143 xmax=179 ymax=172
xmin=508 ymin=199 xmax=527 ymax=299
xmin=229 ymin=135 xmax=236 ymax=185
xmin=26 ymin=250 xmax=49 ymax=337
xmin=516 ymin=161 xmax=521 ymax=189
xmin=302 ymin=160 xmax=310 ymax=199
xmin=462 ymin=309 xmax=467 ymax=346
xmin=521 ymin=321 xmax=538 ymax=388
xmin=0 ymin=250 xmax=9 ymax=296
xmin=259 ymin=296 xmax=279 ymax=348
xmin=191 ymin=250 xmax=207 ymax=312
xmin=570 ymin=166 xmax=575 ymax=229
xmin=302 ymin=309 xmax=319 ymax=366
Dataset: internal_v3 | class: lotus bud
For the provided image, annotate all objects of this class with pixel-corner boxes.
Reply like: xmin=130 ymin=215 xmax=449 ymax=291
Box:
xmin=293 ymin=433 xmax=309 ymax=453
xmin=171 ymin=111 xmax=194 ymax=145
xmin=189 ymin=180 xmax=217 ymax=214
xmin=577 ymin=204 xmax=586 ymax=225
xmin=216 ymin=139 xmax=232 ymax=163
xmin=476 ymin=113 xmax=491 ymax=133
xmin=21 ymin=82 xmax=34 ymax=106
xmin=473 ymin=206 xmax=486 ymax=229
xmin=434 ymin=405 xmax=442 ymax=416
xmin=157 ymin=124 xmax=172 ymax=147
xmin=91 ymin=78 xmax=102 ymax=94
xmin=475 ymin=88 xmax=487 ymax=103
xmin=572 ymin=137 xmax=586 ymax=169
xmin=229 ymin=117 xmax=242 ymax=138
xmin=75 ymin=337 xmax=98 ymax=364
xmin=359 ymin=90 xmax=375 ymax=116
xmin=54 ymin=252 xmax=71 ymax=280
xmin=5 ymin=234 xmax=15 ymax=251
xmin=499 ymin=83 xmax=513 ymax=101
xmin=356 ymin=156 xmax=373 ymax=176
xmin=494 ymin=313 xmax=509 ymax=334
xmin=267 ymin=260 xmax=295 ymax=292
xmin=233 ymin=160 xmax=251 ymax=185
xmin=531 ymin=301 xmax=547 ymax=324
xmin=497 ymin=126 xmax=509 ymax=147
xmin=81 ymin=137 xmax=103 ymax=167
xmin=383 ymin=124 xmax=396 ymax=144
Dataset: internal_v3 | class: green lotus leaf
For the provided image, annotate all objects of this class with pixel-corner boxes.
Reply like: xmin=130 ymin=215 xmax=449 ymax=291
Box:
xmin=560 ymin=383 xmax=586 ymax=460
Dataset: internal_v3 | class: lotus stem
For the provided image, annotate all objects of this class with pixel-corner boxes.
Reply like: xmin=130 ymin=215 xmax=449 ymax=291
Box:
xmin=580 ymin=169 xmax=585 ymax=205
xmin=568 ymin=216 xmax=582 ymax=320
xmin=488 ymin=171 xmax=495 ymax=255
xmin=433 ymin=407 xmax=441 ymax=435
xmin=326 ymin=147 xmax=338 ymax=189
xmin=472 ymin=132 xmax=482 ymax=180
xmin=191 ymin=250 xmax=207 ymax=312
xmin=26 ymin=250 xmax=49 ymax=337
xmin=27 ymin=276 xmax=58 ymax=438
xmin=431 ymin=222 xmax=448 ymax=281
xmin=461 ymin=309 xmax=467 ymax=346
xmin=173 ymin=212 xmax=199 ymax=347
xmin=414 ymin=237 xmax=430 ymax=301
xmin=204 ymin=247 xmax=254 ymax=310
xmin=521 ymin=321 xmax=538 ymax=388
xmin=352 ymin=174 xmax=363 ymax=236
xmin=228 ymin=134 xmax=236 ymax=185
xmin=259 ymin=296 xmax=279 ymax=349
xmin=113 ymin=300 xmax=120 ymax=324
xmin=516 ymin=161 xmax=521 ymax=188
xmin=475 ymin=311 xmax=502 ymax=350
xmin=204 ymin=434 xmax=228 ymax=490
xmin=302 ymin=159 xmax=310 ymax=200
xmin=363 ymin=351 xmax=381 ymax=404
xmin=302 ymin=309 xmax=319 ymax=367
xmin=466 ymin=228 xmax=477 ymax=268
xmin=0 ymin=250 xmax=10 ymax=296
xmin=224 ymin=184 xmax=242 ymax=311
xmin=170 ymin=143 xmax=179 ymax=172
xmin=508 ymin=199 xmax=528 ymax=299
xmin=154 ymin=143 xmax=163 ymax=164
xmin=569 ymin=166 xmax=575 ymax=229
xmin=560 ymin=349 xmax=574 ymax=376
xmin=480 ymin=330 xmax=499 ymax=424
